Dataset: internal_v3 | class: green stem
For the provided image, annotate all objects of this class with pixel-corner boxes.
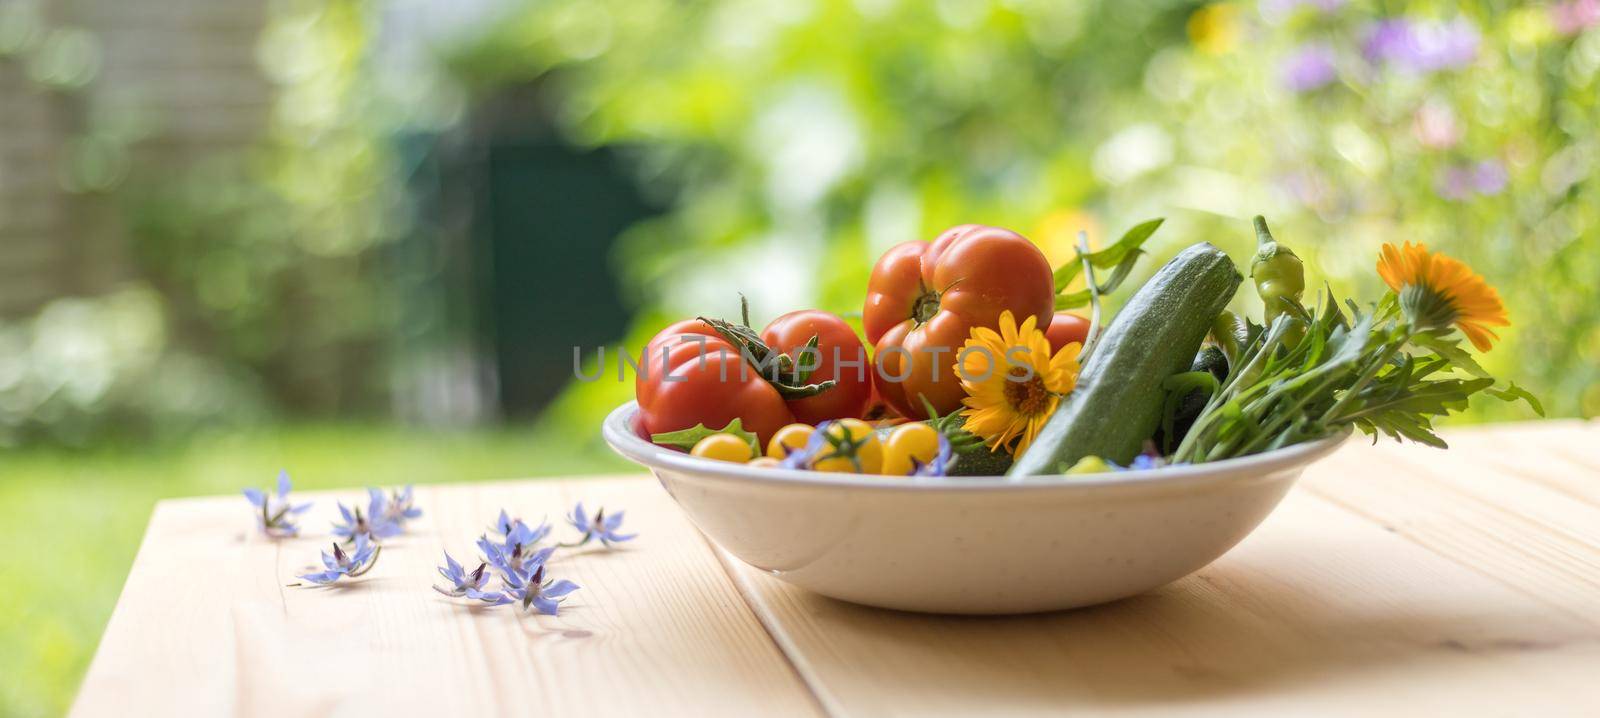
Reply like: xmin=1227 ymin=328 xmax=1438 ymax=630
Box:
xmin=1172 ymin=320 xmax=1288 ymax=461
xmin=1076 ymin=231 xmax=1104 ymax=363
xmin=1317 ymin=328 xmax=1411 ymax=426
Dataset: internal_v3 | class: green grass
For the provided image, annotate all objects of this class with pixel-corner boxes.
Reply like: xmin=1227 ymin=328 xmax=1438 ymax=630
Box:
xmin=0 ymin=423 xmax=628 ymax=717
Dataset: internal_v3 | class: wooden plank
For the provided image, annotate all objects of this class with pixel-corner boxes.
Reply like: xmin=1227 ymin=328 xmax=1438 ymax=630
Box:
xmin=1436 ymin=420 xmax=1600 ymax=506
xmin=727 ymin=478 xmax=1600 ymax=716
xmin=72 ymin=476 xmax=820 ymax=718
xmin=1304 ymin=430 xmax=1600 ymax=623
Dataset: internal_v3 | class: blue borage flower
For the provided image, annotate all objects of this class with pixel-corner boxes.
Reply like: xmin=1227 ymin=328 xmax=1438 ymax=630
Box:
xmin=909 ymin=431 xmax=954 ymax=477
xmin=565 ymin=502 xmax=636 ymax=548
xmin=298 ymin=534 xmax=381 ymax=585
xmin=331 ymin=485 xmax=422 ymax=543
xmin=374 ymin=485 xmax=422 ymax=529
xmin=433 ymin=551 xmax=504 ymax=603
xmin=778 ymin=420 xmax=830 ymax=470
xmin=478 ymin=511 xmax=553 ymax=575
xmin=1124 ymin=454 xmax=1167 ymax=471
xmin=497 ymin=564 xmax=580 ymax=615
xmin=331 ymin=496 xmax=402 ymax=543
xmin=243 ymin=470 xmax=312 ymax=537
xmin=436 ymin=510 xmax=580 ymax=614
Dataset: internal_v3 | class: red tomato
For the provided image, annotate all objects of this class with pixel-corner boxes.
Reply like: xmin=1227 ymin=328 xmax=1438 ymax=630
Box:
xmin=863 ymin=225 xmax=1055 ymax=419
xmin=760 ymin=310 xmax=872 ymax=424
xmin=1044 ymin=311 xmax=1091 ymax=356
xmin=636 ymin=319 xmax=794 ymax=446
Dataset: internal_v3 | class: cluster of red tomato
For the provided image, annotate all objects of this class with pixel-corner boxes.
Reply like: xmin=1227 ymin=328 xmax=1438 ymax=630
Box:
xmin=635 ymin=224 xmax=1090 ymax=450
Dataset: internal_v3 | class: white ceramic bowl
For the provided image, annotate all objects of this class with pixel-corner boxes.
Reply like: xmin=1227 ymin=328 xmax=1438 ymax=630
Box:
xmin=603 ymin=402 xmax=1347 ymax=614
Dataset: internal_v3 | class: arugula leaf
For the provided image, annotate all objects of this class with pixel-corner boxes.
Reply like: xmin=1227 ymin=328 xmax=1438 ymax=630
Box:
xmin=1409 ymin=331 xmax=1490 ymax=378
xmin=651 ymin=419 xmax=759 ymax=454
xmin=1486 ymin=381 xmax=1545 ymax=416
xmin=1171 ymin=289 xmax=1532 ymax=464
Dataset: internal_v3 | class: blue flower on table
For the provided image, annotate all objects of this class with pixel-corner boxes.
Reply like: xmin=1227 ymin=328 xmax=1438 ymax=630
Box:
xmin=491 ymin=509 xmax=550 ymax=543
xmin=476 ymin=509 xmax=552 ymax=573
xmin=477 ymin=532 xmax=554 ymax=577
xmin=243 ymin=470 xmax=312 ymax=538
xmin=373 ymin=485 xmax=422 ymax=529
xmin=298 ymin=534 xmax=381 ymax=585
xmin=433 ymin=551 xmax=503 ymax=602
xmin=498 ymin=564 xmax=580 ymax=615
xmin=332 ymin=493 xmax=402 ymax=543
xmin=565 ymin=502 xmax=636 ymax=548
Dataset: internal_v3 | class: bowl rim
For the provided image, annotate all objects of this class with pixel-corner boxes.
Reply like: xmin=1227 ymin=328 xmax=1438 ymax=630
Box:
xmin=602 ymin=401 xmax=1350 ymax=492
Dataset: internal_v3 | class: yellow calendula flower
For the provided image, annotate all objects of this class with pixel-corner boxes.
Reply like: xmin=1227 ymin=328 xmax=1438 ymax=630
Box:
xmin=958 ymin=311 xmax=1081 ymax=456
xmin=1377 ymin=241 xmax=1509 ymax=352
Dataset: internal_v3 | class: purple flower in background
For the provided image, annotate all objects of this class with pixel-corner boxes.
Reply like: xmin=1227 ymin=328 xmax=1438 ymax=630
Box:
xmin=1365 ymin=18 xmax=1479 ymax=73
xmin=1551 ymin=0 xmax=1600 ymax=36
xmin=1437 ymin=166 xmax=1475 ymax=201
xmin=433 ymin=551 xmax=503 ymax=602
xmin=565 ymin=502 xmax=637 ymax=547
xmin=1471 ymin=160 xmax=1508 ymax=196
xmin=1436 ymin=160 xmax=1507 ymax=201
xmin=1282 ymin=44 xmax=1338 ymax=92
xmin=499 ymin=564 xmax=580 ymax=615
xmin=298 ymin=534 xmax=381 ymax=585
xmin=243 ymin=470 xmax=312 ymax=538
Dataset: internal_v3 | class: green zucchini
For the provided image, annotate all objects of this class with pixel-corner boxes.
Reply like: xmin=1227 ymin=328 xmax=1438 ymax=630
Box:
xmin=1008 ymin=243 xmax=1241 ymax=475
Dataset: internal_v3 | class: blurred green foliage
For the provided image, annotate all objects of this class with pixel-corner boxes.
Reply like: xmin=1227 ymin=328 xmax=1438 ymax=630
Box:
xmin=444 ymin=0 xmax=1598 ymax=429
xmin=5 ymin=1 xmax=1600 ymax=711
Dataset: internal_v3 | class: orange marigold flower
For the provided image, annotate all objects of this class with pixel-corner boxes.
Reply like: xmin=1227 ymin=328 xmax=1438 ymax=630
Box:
xmin=1377 ymin=241 xmax=1509 ymax=351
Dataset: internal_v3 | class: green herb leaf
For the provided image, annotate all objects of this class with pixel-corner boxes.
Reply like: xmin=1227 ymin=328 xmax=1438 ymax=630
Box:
xmin=1052 ymin=218 xmax=1163 ymax=293
xmin=651 ymin=419 xmax=759 ymax=454
xmin=1409 ymin=331 xmax=1490 ymax=378
xmin=1054 ymin=249 xmax=1145 ymax=309
xmin=1485 ymin=381 xmax=1545 ymax=416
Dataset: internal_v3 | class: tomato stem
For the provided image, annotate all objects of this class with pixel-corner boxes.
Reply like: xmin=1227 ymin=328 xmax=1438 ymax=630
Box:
xmin=911 ymin=290 xmax=941 ymax=324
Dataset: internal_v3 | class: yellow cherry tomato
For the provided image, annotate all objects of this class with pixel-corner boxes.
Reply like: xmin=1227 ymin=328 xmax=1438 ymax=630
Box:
xmin=766 ymin=423 xmax=815 ymax=459
xmin=881 ymin=422 xmax=942 ymax=476
xmin=691 ymin=433 xmax=754 ymax=463
xmin=747 ymin=456 xmax=782 ymax=469
xmin=810 ymin=418 xmax=883 ymax=474
xmin=1064 ymin=456 xmax=1113 ymax=475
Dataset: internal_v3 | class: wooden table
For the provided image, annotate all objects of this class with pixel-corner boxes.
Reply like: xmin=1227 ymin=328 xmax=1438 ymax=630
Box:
xmin=74 ymin=421 xmax=1600 ymax=717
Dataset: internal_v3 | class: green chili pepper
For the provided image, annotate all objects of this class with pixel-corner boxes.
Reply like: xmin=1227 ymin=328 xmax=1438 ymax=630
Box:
xmin=1209 ymin=309 xmax=1244 ymax=364
xmin=1249 ymin=215 xmax=1304 ymax=321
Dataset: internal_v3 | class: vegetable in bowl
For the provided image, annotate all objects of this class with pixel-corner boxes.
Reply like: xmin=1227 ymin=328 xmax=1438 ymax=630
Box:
xmin=630 ymin=214 xmax=1539 ymax=479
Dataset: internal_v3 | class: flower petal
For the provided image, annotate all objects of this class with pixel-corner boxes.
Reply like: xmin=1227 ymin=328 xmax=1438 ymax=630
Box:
xmin=543 ymin=579 xmax=580 ymax=598
xmin=530 ymin=597 xmax=562 ymax=616
xmin=299 ymin=570 xmax=344 ymax=584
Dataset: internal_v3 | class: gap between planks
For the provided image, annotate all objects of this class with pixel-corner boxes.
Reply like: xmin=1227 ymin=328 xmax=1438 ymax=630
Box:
xmin=708 ymin=535 xmax=848 ymax=718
